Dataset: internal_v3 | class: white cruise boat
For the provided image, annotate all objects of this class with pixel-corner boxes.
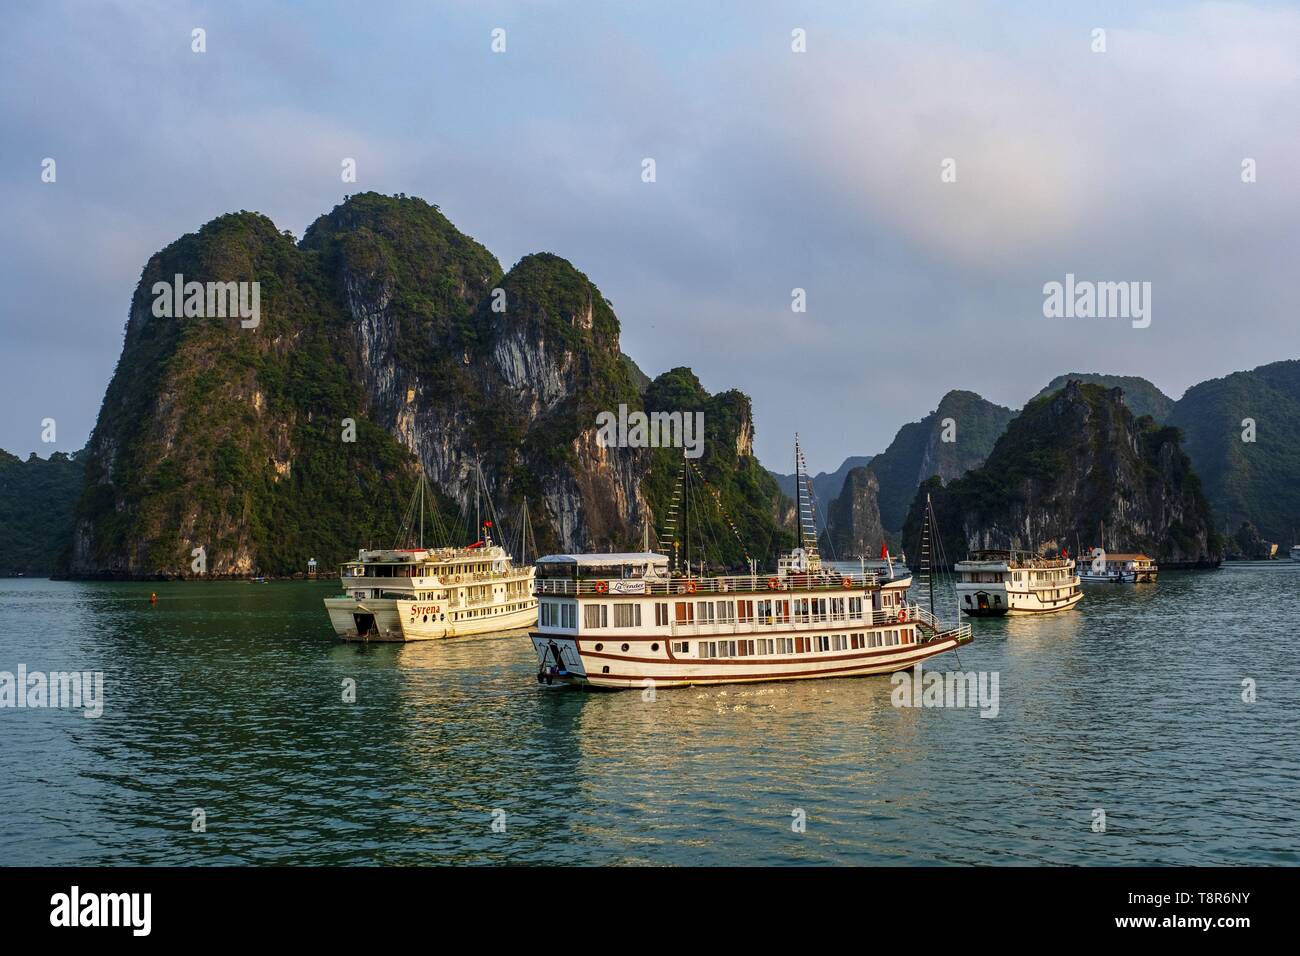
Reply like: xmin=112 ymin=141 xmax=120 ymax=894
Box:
xmin=1290 ymin=544 xmax=1300 ymax=562
xmin=529 ymin=437 xmax=971 ymax=688
xmin=1079 ymin=550 xmax=1158 ymax=583
xmin=324 ymin=472 xmax=536 ymax=641
xmin=955 ymin=549 xmax=1082 ymax=616
xmin=530 ymin=550 xmax=970 ymax=688
xmin=1076 ymin=521 xmax=1158 ymax=583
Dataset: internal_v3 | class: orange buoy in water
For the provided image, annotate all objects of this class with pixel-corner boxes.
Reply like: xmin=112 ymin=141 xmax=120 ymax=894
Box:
xmin=149 ymin=593 xmax=157 ymax=605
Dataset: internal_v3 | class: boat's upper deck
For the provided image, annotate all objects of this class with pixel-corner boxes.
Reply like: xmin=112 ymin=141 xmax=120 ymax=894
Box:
xmin=534 ymin=551 xmax=909 ymax=597
xmin=340 ymin=544 xmax=532 ymax=581
xmin=957 ymin=549 xmax=1075 ymax=572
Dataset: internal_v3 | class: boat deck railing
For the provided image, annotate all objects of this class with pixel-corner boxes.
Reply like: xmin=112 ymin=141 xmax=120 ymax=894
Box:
xmin=535 ymin=571 xmax=885 ymax=597
xmin=343 ymin=567 xmax=531 ymax=584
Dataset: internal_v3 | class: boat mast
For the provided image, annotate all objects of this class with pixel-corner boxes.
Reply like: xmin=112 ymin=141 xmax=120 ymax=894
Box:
xmin=794 ymin=434 xmax=802 ymax=553
xmin=924 ymin=493 xmax=936 ymax=616
xmin=683 ymin=452 xmax=691 ymax=576
xmin=793 ymin=434 xmax=820 ymax=564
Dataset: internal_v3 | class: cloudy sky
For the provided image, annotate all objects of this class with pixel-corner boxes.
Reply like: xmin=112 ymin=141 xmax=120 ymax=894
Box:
xmin=3 ymin=0 xmax=1298 ymax=473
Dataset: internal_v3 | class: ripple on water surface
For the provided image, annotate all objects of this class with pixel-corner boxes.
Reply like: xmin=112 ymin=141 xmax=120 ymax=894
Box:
xmin=0 ymin=571 xmax=1297 ymax=865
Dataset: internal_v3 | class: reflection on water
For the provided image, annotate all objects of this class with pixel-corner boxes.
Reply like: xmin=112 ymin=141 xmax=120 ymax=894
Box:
xmin=0 ymin=569 xmax=1297 ymax=865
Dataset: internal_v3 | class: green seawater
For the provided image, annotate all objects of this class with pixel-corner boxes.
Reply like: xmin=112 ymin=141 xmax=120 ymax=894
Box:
xmin=0 ymin=567 xmax=1296 ymax=865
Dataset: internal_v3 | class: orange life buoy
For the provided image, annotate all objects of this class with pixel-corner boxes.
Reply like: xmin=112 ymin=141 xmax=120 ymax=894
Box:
xmin=897 ymin=607 xmax=908 ymax=623
xmin=841 ymin=576 xmax=853 ymax=589
xmin=685 ymin=580 xmax=698 ymax=594
xmin=767 ymin=576 xmax=780 ymax=590
xmin=594 ymin=580 xmax=609 ymax=594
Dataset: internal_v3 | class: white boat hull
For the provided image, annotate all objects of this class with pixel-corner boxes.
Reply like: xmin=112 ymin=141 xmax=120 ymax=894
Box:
xmin=325 ymin=596 xmax=536 ymax=642
xmin=957 ymin=586 xmax=1082 ymax=616
xmin=531 ymin=627 xmax=971 ymax=690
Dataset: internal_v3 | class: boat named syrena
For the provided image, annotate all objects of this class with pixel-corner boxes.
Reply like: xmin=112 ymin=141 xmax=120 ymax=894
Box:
xmin=955 ymin=549 xmax=1082 ymax=616
xmin=323 ymin=472 xmax=536 ymax=641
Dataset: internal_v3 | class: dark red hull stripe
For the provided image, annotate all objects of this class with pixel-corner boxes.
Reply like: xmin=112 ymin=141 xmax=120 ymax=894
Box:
xmin=583 ymin=641 xmax=965 ymax=682
xmin=575 ymin=638 xmax=958 ymax=666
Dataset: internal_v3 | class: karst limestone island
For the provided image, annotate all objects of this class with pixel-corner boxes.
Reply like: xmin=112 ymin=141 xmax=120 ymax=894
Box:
xmin=5 ymin=191 xmax=1294 ymax=580
xmin=57 ymin=193 xmax=789 ymax=579
xmin=901 ymin=381 xmax=1220 ymax=570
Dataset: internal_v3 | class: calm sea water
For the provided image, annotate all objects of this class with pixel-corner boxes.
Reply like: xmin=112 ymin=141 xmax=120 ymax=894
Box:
xmin=1 ymin=566 xmax=1297 ymax=866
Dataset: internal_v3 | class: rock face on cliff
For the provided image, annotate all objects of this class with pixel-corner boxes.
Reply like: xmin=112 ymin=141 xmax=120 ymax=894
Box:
xmin=817 ymin=466 xmax=886 ymax=559
xmin=66 ymin=193 xmax=786 ymax=577
xmin=903 ymin=381 xmax=1221 ymax=567
xmin=868 ymin=390 xmax=1016 ymax=532
xmin=1166 ymin=359 xmax=1300 ymax=547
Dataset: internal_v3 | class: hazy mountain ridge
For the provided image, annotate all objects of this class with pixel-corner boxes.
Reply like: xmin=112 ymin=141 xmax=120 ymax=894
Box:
xmin=769 ymin=455 xmax=873 ymax=509
xmin=1034 ymin=372 xmax=1174 ymax=423
xmin=1166 ymin=359 xmax=1300 ymax=549
xmin=0 ymin=450 xmax=85 ymax=575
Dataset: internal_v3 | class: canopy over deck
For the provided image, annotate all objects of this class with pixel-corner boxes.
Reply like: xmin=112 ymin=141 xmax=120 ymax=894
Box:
xmin=536 ymin=552 xmax=669 ymax=578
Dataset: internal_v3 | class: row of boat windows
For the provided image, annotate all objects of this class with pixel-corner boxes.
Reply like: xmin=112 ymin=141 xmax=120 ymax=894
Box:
xmin=673 ymin=630 xmax=912 ymax=658
xmin=540 ymin=597 xmax=873 ymax=629
xmin=666 ymin=596 xmax=869 ymax=625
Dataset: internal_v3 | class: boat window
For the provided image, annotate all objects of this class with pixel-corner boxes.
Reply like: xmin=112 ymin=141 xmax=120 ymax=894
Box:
xmin=583 ymin=605 xmax=608 ymax=629
xmin=614 ymin=604 xmax=641 ymax=628
xmin=674 ymin=602 xmax=694 ymax=624
xmin=655 ymin=602 xmax=669 ymax=626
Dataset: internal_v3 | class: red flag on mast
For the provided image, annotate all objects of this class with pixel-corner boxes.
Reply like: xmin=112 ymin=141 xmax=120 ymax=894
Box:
xmin=880 ymin=542 xmax=888 ymax=560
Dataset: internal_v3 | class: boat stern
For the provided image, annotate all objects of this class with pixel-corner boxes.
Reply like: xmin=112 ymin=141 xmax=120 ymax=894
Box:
xmin=531 ymin=633 xmax=587 ymax=686
xmin=323 ymin=596 xmax=405 ymax=641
